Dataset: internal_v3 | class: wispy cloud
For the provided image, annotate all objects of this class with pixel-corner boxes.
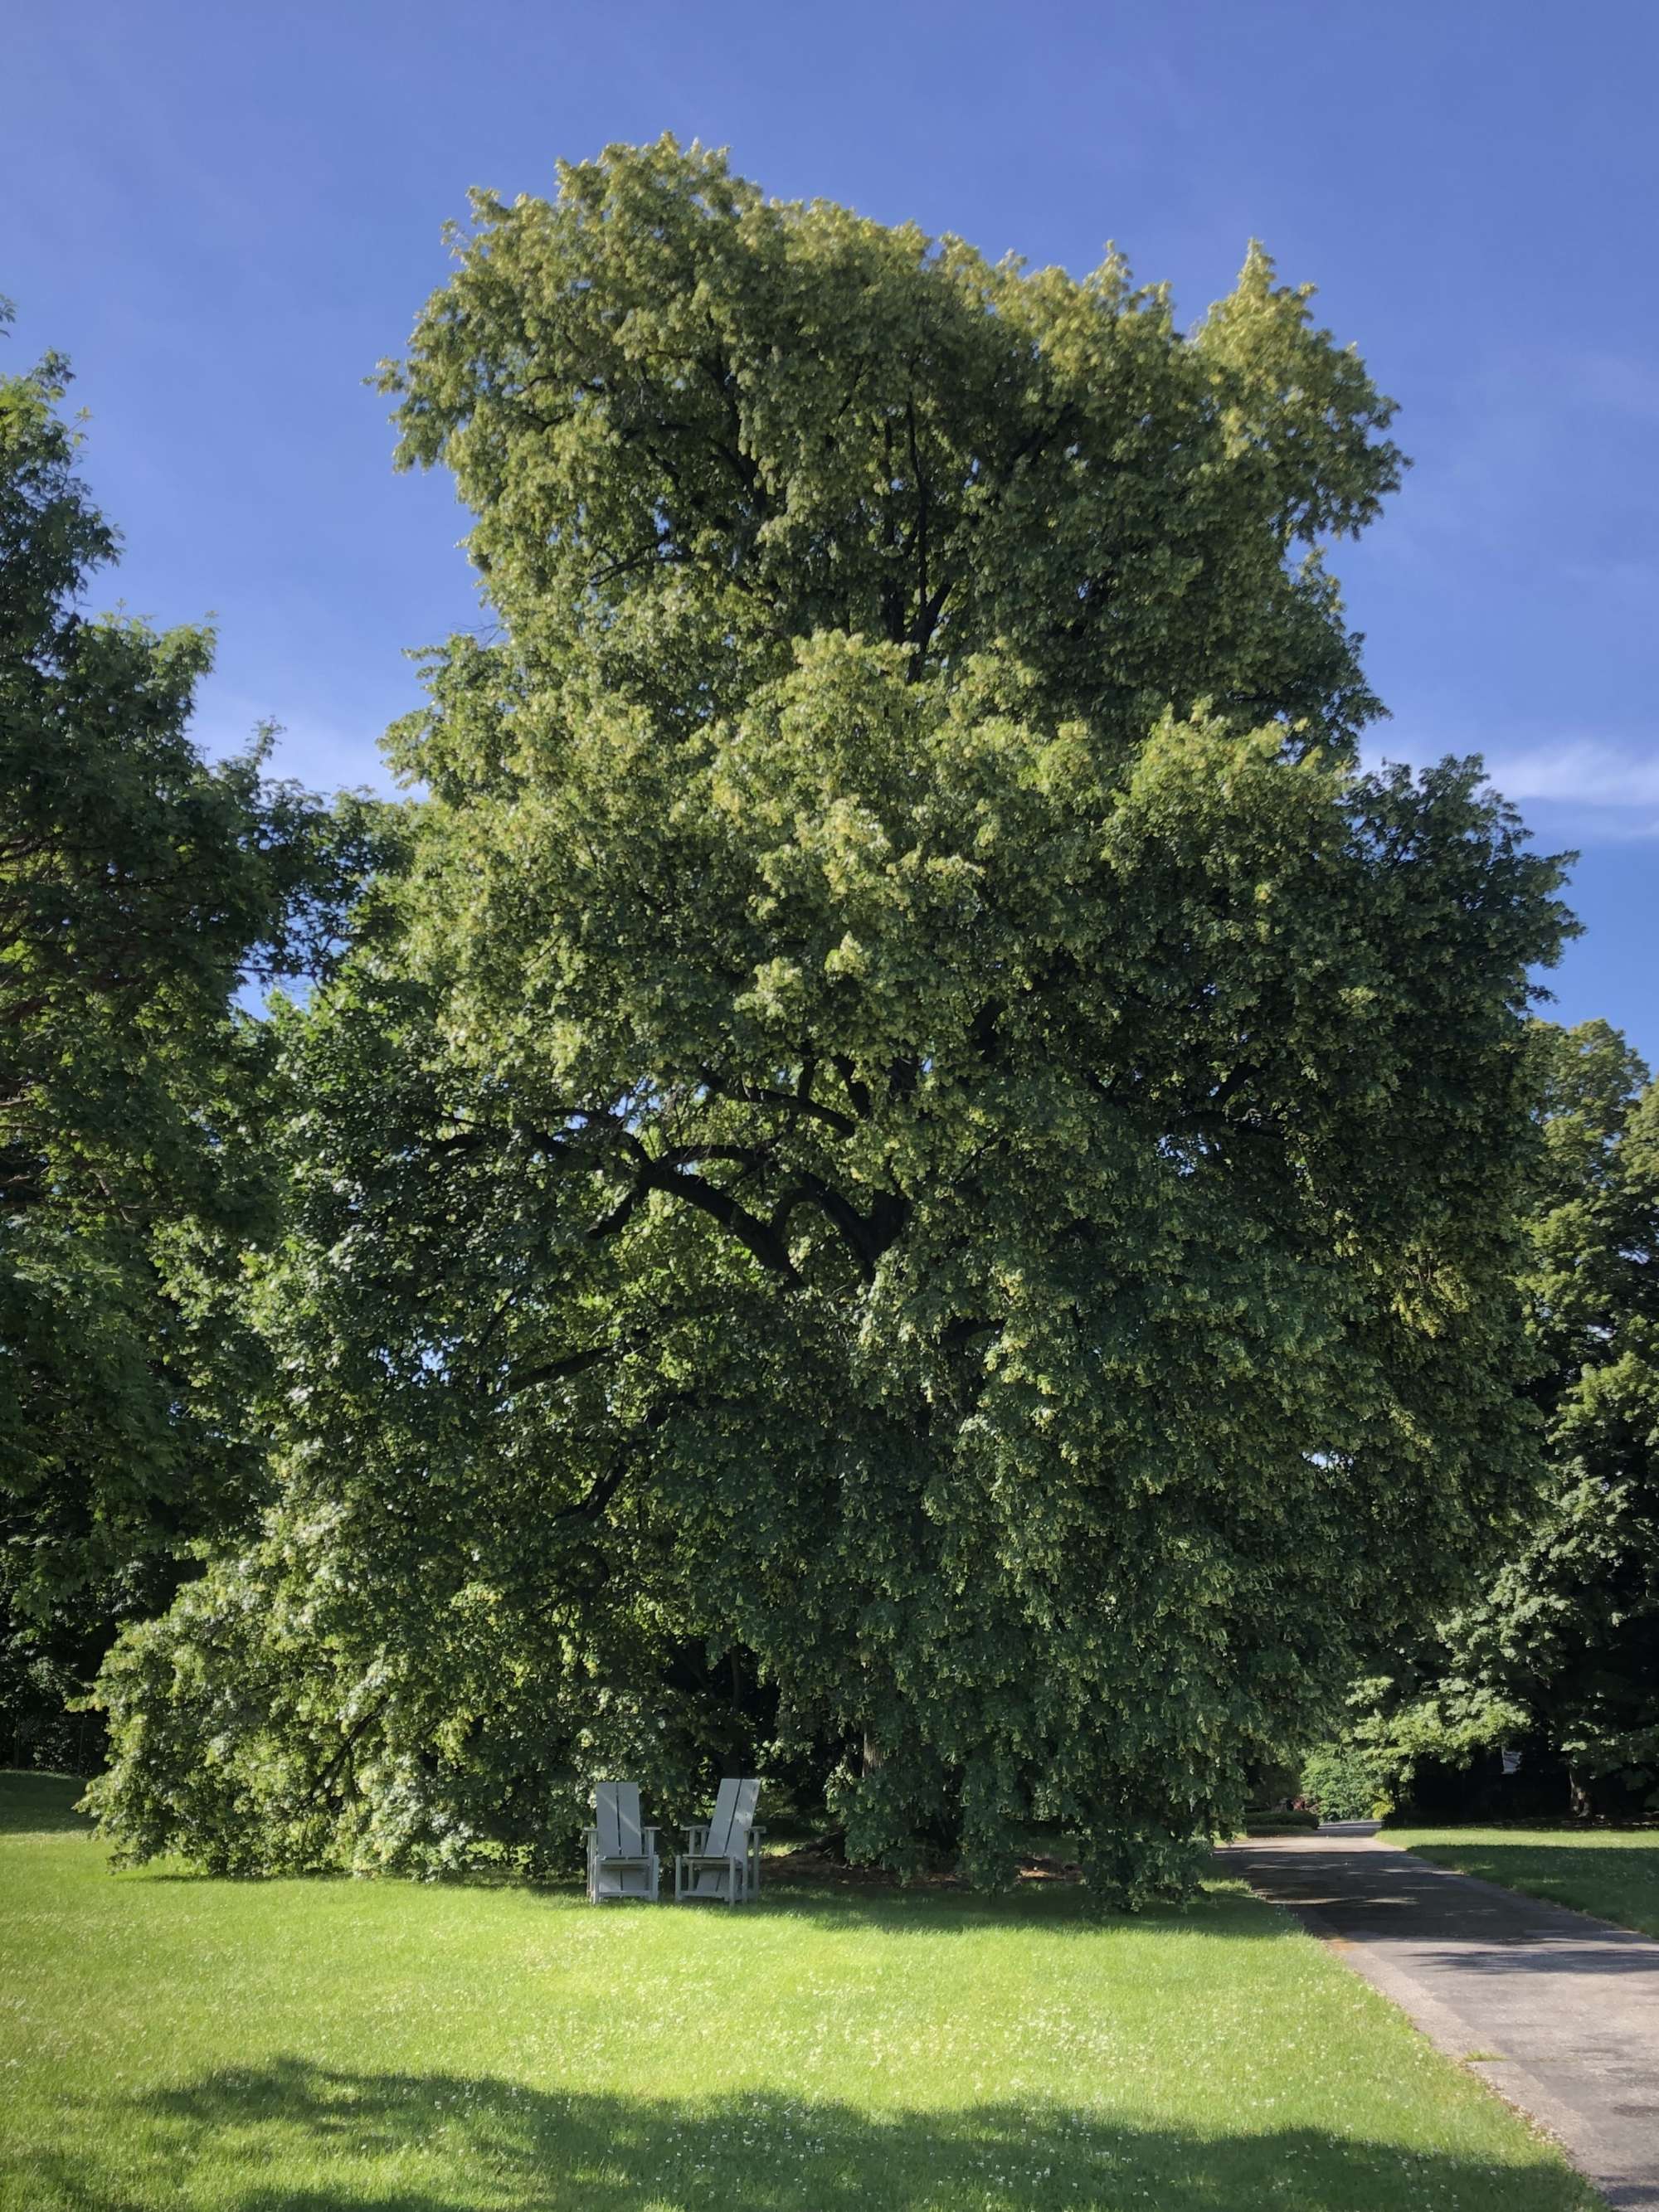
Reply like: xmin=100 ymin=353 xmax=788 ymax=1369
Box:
xmin=1365 ymin=735 xmax=1659 ymax=842
xmin=187 ymin=686 xmax=399 ymax=798
xmin=1479 ymin=739 xmax=1659 ymax=809
xmin=1575 ymin=352 xmax=1659 ymax=425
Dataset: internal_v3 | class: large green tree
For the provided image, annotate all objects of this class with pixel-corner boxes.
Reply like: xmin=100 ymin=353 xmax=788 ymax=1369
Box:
xmin=0 ymin=314 xmax=368 ymax=1760
xmin=90 ymin=142 xmax=1569 ymax=1902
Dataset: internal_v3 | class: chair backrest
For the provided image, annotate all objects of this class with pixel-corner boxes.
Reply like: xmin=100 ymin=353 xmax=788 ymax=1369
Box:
xmin=704 ymin=1777 xmax=761 ymax=1857
xmin=594 ymin=1780 xmax=644 ymax=1860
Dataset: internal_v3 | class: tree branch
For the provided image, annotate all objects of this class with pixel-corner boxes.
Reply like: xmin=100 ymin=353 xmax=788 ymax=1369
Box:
xmin=697 ymin=1064 xmax=859 ymax=1137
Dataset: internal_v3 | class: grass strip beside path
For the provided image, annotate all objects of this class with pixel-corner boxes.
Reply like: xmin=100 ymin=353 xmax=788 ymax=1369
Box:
xmin=1389 ymin=1825 xmax=1659 ymax=1939
xmin=1 ymin=1773 xmax=1598 ymax=2212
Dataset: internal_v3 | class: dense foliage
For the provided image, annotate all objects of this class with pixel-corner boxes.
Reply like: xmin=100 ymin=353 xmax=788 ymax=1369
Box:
xmin=1355 ymin=1021 xmax=1659 ymax=1817
xmin=0 ymin=313 xmax=366 ymax=1762
xmin=1300 ymin=1733 xmax=1394 ymax=1821
xmin=90 ymin=142 xmax=1569 ymax=1902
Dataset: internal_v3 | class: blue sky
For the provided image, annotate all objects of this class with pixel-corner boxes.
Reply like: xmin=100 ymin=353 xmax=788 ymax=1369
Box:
xmin=7 ymin=2 xmax=1656 ymax=1058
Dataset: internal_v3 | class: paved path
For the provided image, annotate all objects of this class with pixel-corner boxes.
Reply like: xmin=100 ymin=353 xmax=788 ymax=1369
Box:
xmin=1219 ymin=1831 xmax=1659 ymax=2209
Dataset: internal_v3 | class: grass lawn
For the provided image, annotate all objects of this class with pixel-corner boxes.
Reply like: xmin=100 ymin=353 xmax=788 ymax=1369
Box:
xmin=1389 ymin=1824 xmax=1659 ymax=1939
xmin=1 ymin=1772 xmax=1598 ymax=2212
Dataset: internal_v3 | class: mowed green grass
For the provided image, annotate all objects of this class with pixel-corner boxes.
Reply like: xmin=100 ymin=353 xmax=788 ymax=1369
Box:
xmin=1391 ymin=1824 xmax=1659 ymax=1938
xmin=2 ymin=1774 xmax=1597 ymax=2212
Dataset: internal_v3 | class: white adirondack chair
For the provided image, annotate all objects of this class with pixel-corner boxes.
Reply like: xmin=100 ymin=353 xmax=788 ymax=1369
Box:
xmin=585 ymin=1781 xmax=659 ymax=1903
xmin=674 ymin=1777 xmax=763 ymax=1904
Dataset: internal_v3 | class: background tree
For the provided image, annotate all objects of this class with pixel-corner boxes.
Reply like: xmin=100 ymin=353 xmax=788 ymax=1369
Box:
xmin=0 ymin=311 xmax=371 ymax=1764
xmin=1347 ymin=1020 xmax=1658 ymax=1817
xmin=91 ymin=141 xmax=1569 ymax=1902
xmin=1511 ymin=1026 xmax=1659 ymax=1810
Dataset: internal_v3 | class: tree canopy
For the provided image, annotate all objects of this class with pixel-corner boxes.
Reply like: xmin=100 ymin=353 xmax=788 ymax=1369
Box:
xmin=0 ymin=312 xmax=366 ymax=1760
xmin=89 ymin=141 xmax=1570 ymax=1903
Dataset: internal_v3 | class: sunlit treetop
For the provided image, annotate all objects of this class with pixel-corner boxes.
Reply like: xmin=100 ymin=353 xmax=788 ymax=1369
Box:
xmin=381 ymin=134 xmax=1404 ymax=785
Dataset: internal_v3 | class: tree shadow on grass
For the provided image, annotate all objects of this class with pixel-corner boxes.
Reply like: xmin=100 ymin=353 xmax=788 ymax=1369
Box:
xmin=115 ymin=1868 xmax=1293 ymax=1961
xmin=1404 ymin=1842 xmax=1659 ymax=1939
xmin=10 ymin=2055 xmax=1591 ymax=2212
xmin=0 ymin=1769 xmax=91 ymax=1836
xmin=725 ymin=1875 xmax=1287 ymax=1940
xmin=125 ymin=1869 xmax=1286 ymax=1944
